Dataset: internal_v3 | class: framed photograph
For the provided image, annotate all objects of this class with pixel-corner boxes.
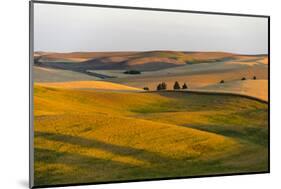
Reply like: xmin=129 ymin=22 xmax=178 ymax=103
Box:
xmin=29 ymin=1 xmax=270 ymax=188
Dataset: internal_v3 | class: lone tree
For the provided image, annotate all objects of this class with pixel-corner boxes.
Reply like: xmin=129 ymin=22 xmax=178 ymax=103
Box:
xmin=253 ymin=76 xmax=257 ymax=80
xmin=220 ymin=80 xmax=225 ymax=84
xmin=143 ymin=87 xmax=149 ymax=91
xmin=157 ymin=84 xmax=162 ymax=91
xmin=182 ymin=83 xmax=188 ymax=89
xmin=161 ymin=82 xmax=167 ymax=90
xmin=241 ymin=77 xmax=246 ymax=80
xmin=173 ymin=81 xmax=181 ymax=90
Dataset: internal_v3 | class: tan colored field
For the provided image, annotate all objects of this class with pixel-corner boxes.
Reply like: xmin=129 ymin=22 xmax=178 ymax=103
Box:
xmin=113 ymin=65 xmax=267 ymax=89
xmin=36 ymin=81 xmax=142 ymax=91
xmin=35 ymin=51 xmax=139 ymax=63
xmin=198 ymin=80 xmax=268 ymax=101
xmin=259 ymin=57 xmax=269 ymax=64
xmin=35 ymin=51 xmax=244 ymax=71
xmin=33 ymin=51 xmax=268 ymax=100
xmin=234 ymin=55 xmax=268 ymax=64
xmin=184 ymin=51 xmax=235 ymax=60
xmin=99 ymin=54 xmax=268 ymax=101
xmin=36 ymin=51 xmax=235 ymax=62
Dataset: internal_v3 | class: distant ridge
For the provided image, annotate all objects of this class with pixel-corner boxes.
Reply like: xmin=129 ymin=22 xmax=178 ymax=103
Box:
xmin=34 ymin=50 xmax=256 ymax=71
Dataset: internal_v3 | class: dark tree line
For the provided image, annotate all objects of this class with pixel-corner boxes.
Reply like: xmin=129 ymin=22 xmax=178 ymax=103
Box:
xmin=155 ymin=81 xmax=188 ymax=91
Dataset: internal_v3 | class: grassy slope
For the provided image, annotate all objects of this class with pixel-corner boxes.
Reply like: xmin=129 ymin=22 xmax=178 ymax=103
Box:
xmin=34 ymin=85 xmax=268 ymax=186
xmin=36 ymin=81 xmax=142 ymax=91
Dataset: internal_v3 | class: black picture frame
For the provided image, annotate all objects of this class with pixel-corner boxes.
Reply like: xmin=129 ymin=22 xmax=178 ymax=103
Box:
xmin=29 ymin=1 xmax=270 ymax=188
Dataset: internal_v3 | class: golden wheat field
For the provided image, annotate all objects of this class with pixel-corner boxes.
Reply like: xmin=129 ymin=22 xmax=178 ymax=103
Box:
xmin=36 ymin=81 xmax=142 ymax=91
xmin=33 ymin=82 xmax=268 ymax=186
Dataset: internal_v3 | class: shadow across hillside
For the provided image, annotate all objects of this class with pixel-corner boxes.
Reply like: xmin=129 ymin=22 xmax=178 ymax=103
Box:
xmin=35 ymin=61 xmax=116 ymax=79
xmin=34 ymin=147 xmax=140 ymax=186
xmin=35 ymin=131 xmax=172 ymax=164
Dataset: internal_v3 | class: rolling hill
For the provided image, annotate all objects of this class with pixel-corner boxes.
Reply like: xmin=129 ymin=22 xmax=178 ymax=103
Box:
xmin=34 ymin=84 xmax=268 ymax=186
xmin=34 ymin=51 xmax=246 ymax=71
xmin=198 ymin=79 xmax=268 ymax=101
xmin=36 ymin=81 xmax=142 ymax=91
xmin=33 ymin=51 xmax=268 ymax=102
xmin=32 ymin=50 xmax=269 ymax=186
xmin=33 ymin=66 xmax=101 ymax=82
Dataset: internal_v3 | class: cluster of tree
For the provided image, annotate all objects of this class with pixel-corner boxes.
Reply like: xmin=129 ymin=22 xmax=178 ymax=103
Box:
xmin=174 ymin=81 xmax=188 ymax=90
xmin=124 ymin=70 xmax=141 ymax=74
xmin=157 ymin=82 xmax=167 ymax=90
xmin=155 ymin=81 xmax=188 ymax=91
xmin=220 ymin=76 xmax=257 ymax=84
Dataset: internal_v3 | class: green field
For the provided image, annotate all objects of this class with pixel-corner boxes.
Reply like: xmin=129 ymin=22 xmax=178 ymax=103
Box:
xmin=34 ymin=85 xmax=268 ymax=186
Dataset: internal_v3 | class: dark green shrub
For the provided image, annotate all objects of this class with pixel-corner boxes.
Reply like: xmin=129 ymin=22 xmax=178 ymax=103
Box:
xmin=173 ymin=81 xmax=181 ymax=90
xmin=182 ymin=83 xmax=188 ymax=89
xmin=143 ymin=87 xmax=149 ymax=91
xmin=124 ymin=70 xmax=141 ymax=74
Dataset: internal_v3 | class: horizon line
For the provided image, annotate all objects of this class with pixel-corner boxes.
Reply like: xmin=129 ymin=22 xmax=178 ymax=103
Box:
xmin=33 ymin=50 xmax=268 ymax=56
